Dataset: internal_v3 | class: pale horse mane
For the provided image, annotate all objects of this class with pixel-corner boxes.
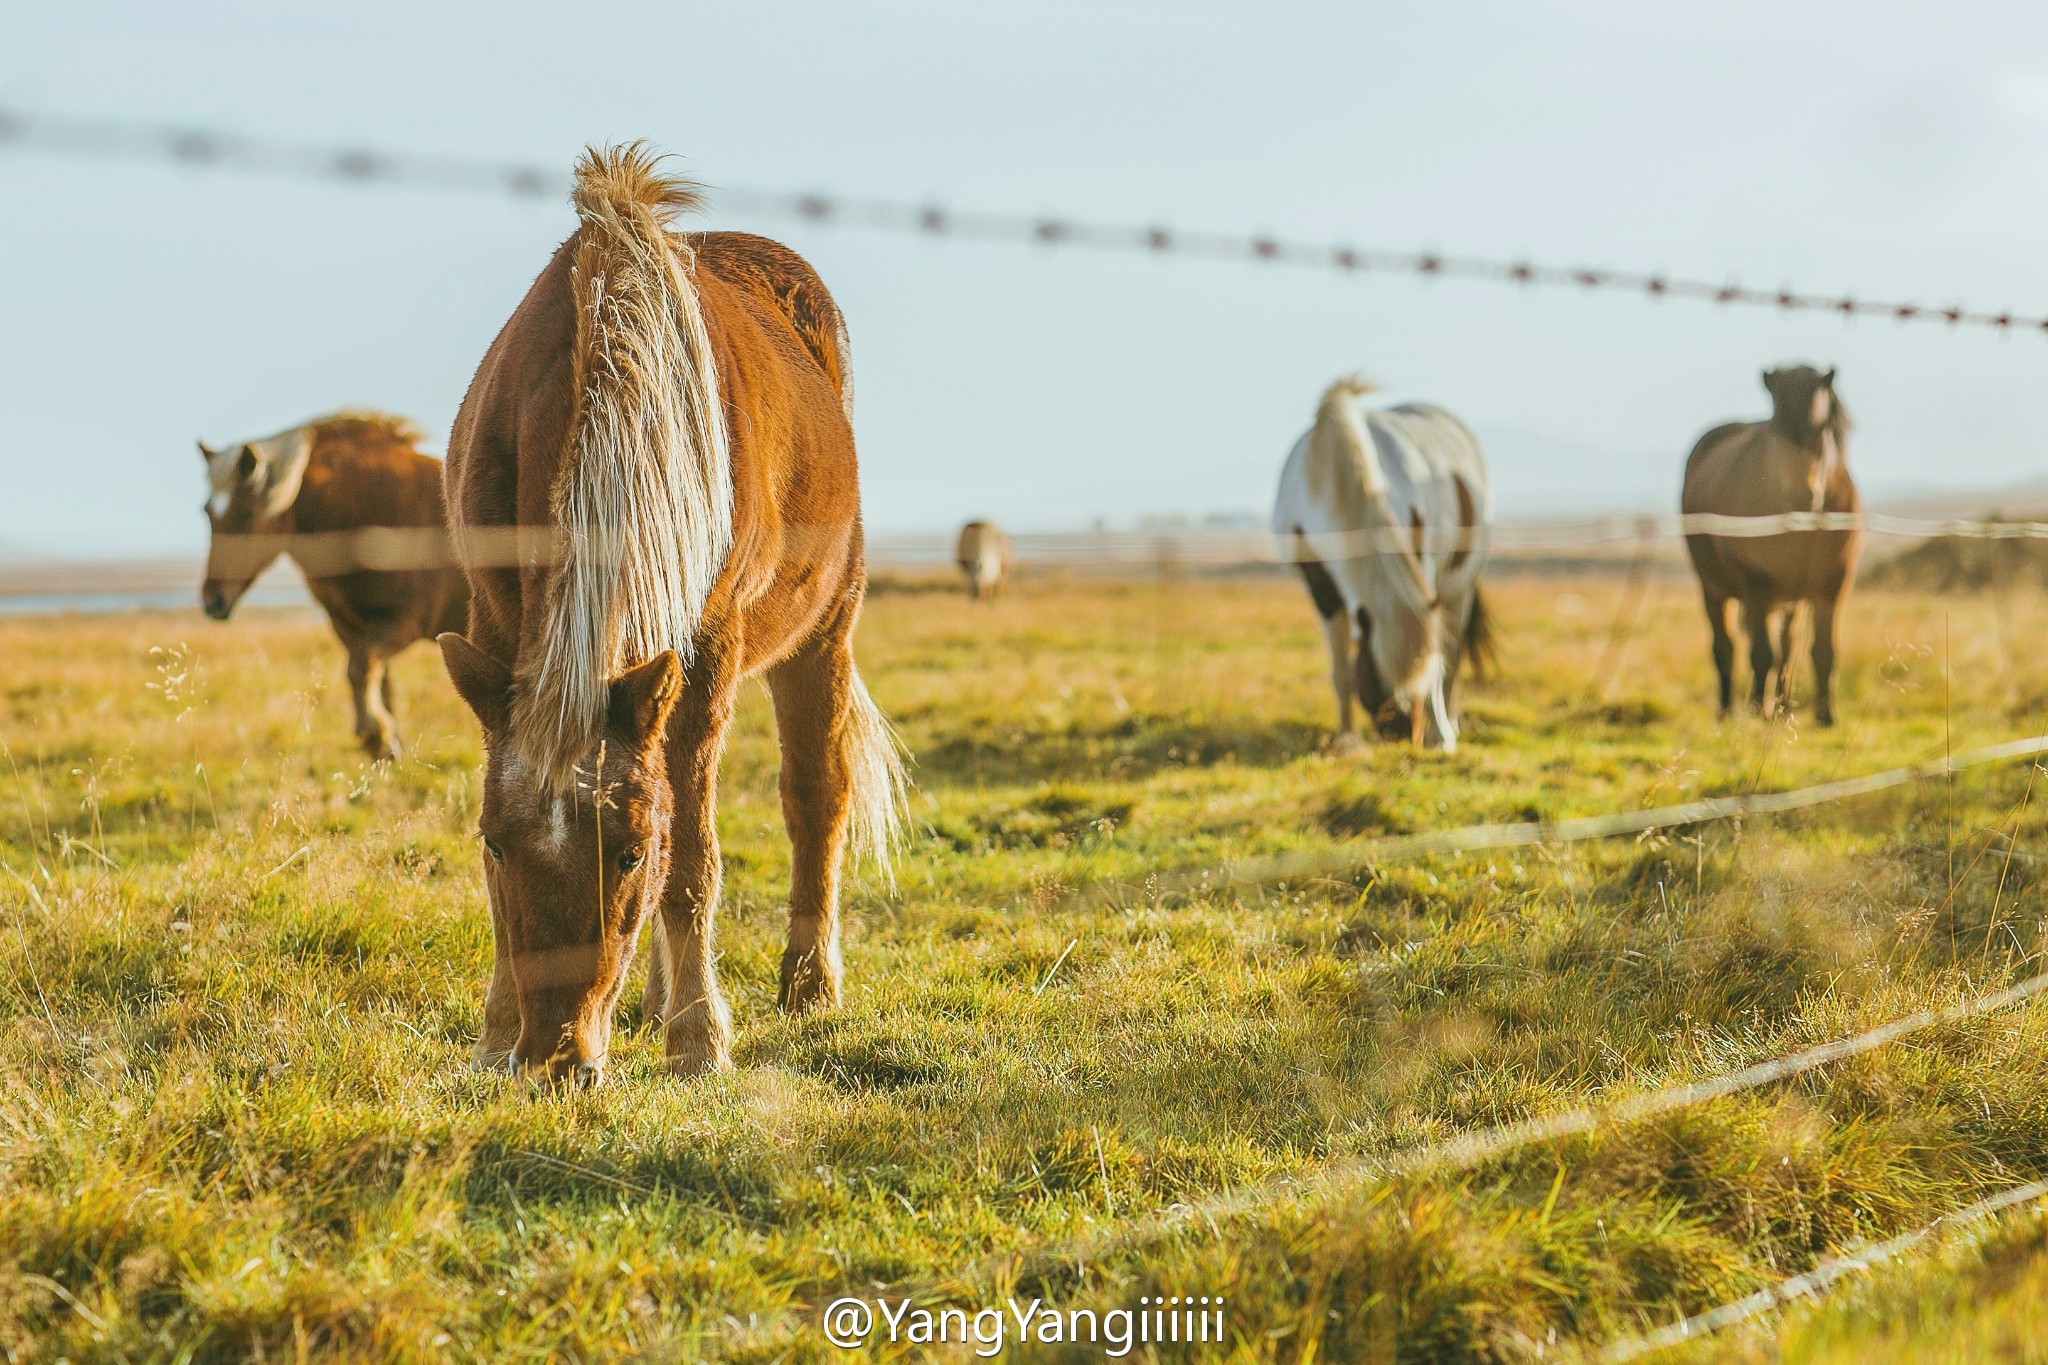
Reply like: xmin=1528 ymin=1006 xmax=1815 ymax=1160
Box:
xmin=512 ymin=142 xmax=734 ymax=790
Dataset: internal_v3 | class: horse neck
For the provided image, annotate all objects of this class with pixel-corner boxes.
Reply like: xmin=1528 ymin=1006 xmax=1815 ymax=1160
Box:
xmin=1819 ymin=429 xmax=1858 ymax=510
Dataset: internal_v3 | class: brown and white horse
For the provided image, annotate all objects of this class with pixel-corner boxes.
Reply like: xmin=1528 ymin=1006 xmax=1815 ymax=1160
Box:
xmin=955 ymin=519 xmax=1011 ymax=600
xmin=199 ymin=412 xmax=469 ymax=759
xmin=437 ymin=145 xmax=903 ymax=1085
xmin=1682 ymin=365 xmax=1859 ymax=724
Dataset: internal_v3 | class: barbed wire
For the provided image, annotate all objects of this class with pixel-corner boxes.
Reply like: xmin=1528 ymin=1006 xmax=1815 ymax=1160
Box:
xmin=1102 ymin=734 xmax=2048 ymax=908
xmin=3 ymin=106 xmax=2043 ymax=334
xmin=1604 ymin=1176 xmax=2048 ymax=1360
xmin=910 ymin=957 xmax=2048 ymax=1306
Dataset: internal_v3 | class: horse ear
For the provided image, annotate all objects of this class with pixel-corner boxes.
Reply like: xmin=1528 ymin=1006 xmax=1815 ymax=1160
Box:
xmin=197 ymin=438 xmax=217 ymax=462
xmin=1823 ymin=368 xmax=1837 ymax=387
xmin=256 ymin=430 xmax=312 ymax=518
xmin=439 ymin=633 xmax=513 ymax=734
xmin=608 ymin=651 xmax=683 ymax=746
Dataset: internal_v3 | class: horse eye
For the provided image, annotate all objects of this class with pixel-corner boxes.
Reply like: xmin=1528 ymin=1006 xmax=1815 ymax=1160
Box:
xmin=482 ymin=835 xmax=504 ymax=861
xmin=617 ymin=846 xmax=644 ymax=872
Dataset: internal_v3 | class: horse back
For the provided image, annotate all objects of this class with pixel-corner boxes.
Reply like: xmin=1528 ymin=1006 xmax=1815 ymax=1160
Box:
xmin=293 ymin=417 xmax=468 ymax=647
xmin=691 ymin=232 xmax=855 ymax=417
xmin=446 ymin=226 xmax=860 ymax=675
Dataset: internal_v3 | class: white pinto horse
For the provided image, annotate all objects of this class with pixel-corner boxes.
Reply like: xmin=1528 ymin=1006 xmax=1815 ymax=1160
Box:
xmin=955 ymin=519 xmax=1011 ymax=601
xmin=1271 ymin=374 xmax=1493 ymax=750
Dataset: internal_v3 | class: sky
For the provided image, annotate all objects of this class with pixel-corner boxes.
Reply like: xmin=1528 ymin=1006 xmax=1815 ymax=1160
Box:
xmin=4 ymin=1 xmax=2048 ymax=558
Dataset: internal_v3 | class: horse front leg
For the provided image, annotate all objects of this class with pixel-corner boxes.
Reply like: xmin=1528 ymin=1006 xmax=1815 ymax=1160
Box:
xmin=1810 ymin=594 xmax=1841 ymax=727
xmin=1774 ymin=607 xmax=1798 ymax=715
xmin=345 ymin=645 xmax=398 ymax=760
xmin=474 ymin=900 xmax=521 ymax=1070
xmin=1740 ymin=598 xmax=1774 ymax=715
xmin=651 ymin=649 xmax=740 ymax=1075
xmin=1319 ymin=610 xmax=1357 ymax=742
xmin=1703 ymin=592 xmax=1736 ymax=717
xmin=767 ymin=619 xmax=864 ymax=1012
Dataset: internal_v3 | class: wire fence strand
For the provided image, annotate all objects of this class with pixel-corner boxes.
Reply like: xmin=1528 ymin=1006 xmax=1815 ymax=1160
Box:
xmin=6 ymin=106 xmax=2047 ymax=334
xmin=968 ymin=964 xmax=2048 ymax=1293
xmin=1603 ymin=1177 xmax=2048 ymax=1361
xmin=1093 ymin=732 xmax=2048 ymax=905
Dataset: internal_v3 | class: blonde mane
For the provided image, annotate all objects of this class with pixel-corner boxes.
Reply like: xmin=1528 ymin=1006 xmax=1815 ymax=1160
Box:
xmin=511 ymin=143 xmax=733 ymax=788
xmin=310 ymin=410 xmax=428 ymax=447
xmin=1301 ymin=372 xmax=1434 ymax=604
xmin=1309 ymin=372 xmax=1384 ymax=497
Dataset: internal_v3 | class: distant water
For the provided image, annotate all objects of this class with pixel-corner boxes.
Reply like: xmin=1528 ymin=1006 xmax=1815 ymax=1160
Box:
xmin=0 ymin=580 xmax=314 ymax=617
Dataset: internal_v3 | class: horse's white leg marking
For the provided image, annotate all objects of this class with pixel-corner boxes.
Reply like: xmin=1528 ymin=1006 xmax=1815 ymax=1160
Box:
xmin=1319 ymin=612 xmax=1355 ymax=737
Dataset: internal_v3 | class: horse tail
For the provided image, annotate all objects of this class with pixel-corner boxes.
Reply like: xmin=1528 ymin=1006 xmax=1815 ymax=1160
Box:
xmin=514 ymin=143 xmax=732 ymax=786
xmin=842 ymin=667 xmax=908 ymax=877
xmin=1462 ymin=585 xmax=1497 ymax=681
xmin=1310 ymin=372 xmax=1385 ymax=495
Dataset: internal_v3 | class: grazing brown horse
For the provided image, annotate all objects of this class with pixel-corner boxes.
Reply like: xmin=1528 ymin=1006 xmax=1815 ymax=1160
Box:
xmin=199 ymin=412 xmax=469 ymax=759
xmin=437 ymin=144 xmax=903 ymax=1085
xmin=1682 ymin=365 xmax=1860 ymax=724
xmin=955 ymin=519 xmax=1011 ymax=600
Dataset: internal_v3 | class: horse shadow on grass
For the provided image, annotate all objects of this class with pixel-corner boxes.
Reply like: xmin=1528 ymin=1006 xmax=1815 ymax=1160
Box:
xmin=464 ymin=1134 xmax=781 ymax=1228
xmin=909 ymin=712 xmax=1332 ymax=789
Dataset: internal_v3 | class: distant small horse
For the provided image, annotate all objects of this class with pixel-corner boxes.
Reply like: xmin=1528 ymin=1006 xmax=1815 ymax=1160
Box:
xmin=199 ymin=412 xmax=469 ymax=759
xmin=437 ymin=145 xmax=904 ymax=1085
xmin=1682 ymin=365 xmax=1859 ymax=724
xmin=955 ymin=519 xmax=1011 ymax=600
xmin=1272 ymin=375 xmax=1492 ymax=750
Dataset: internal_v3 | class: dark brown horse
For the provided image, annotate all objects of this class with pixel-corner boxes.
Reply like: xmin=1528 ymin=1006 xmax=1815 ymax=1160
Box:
xmin=1682 ymin=365 xmax=1859 ymax=724
xmin=199 ymin=412 xmax=469 ymax=758
xmin=437 ymin=144 xmax=903 ymax=1085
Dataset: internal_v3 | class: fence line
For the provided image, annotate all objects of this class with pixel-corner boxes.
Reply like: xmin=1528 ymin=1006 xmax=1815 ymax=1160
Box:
xmin=975 ymin=966 xmax=2048 ymax=1293
xmin=1603 ymin=1176 xmax=2048 ymax=1360
xmin=42 ymin=508 xmax=2048 ymax=594
xmin=878 ymin=511 xmax=2048 ymax=567
xmin=933 ymin=732 xmax=2048 ymax=1287
xmin=5 ymin=106 xmax=2046 ymax=335
xmin=1101 ymin=732 xmax=2048 ymax=905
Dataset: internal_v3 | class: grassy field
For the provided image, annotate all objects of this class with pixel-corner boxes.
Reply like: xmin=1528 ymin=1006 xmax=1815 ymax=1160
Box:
xmin=4 ymin=569 xmax=2048 ymax=1361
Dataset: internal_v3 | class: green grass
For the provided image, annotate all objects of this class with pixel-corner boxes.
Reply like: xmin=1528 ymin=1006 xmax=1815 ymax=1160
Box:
xmin=3 ymin=573 xmax=2048 ymax=1360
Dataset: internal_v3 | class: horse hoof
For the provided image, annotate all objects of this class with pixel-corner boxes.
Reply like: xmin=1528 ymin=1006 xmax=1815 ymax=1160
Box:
xmin=664 ymin=1039 xmax=734 ymax=1077
xmin=1329 ymin=732 xmax=1365 ymax=755
xmin=778 ymin=951 xmax=843 ymax=1014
